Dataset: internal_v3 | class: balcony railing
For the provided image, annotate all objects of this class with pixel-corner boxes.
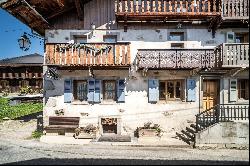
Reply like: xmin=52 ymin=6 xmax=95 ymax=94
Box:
xmin=116 ymin=0 xmax=221 ymax=21
xmin=214 ymin=43 xmax=249 ymax=68
xmin=137 ymin=49 xmax=215 ymax=69
xmin=222 ymin=0 xmax=249 ymax=19
xmin=45 ymin=43 xmax=131 ymax=67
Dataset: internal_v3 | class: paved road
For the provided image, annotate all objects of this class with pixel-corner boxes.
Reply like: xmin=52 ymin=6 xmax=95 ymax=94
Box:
xmin=0 ymin=138 xmax=249 ymax=165
xmin=0 ymin=120 xmax=249 ymax=165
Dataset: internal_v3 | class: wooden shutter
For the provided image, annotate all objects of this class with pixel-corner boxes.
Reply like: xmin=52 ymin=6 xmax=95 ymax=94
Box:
xmin=88 ymin=79 xmax=95 ymax=103
xmin=148 ymin=79 xmax=159 ymax=103
xmin=187 ymin=79 xmax=196 ymax=102
xmin=94 ymin=80 xmax=101 ymax=103
xmin=64 ymin=79 xmax=72 ymax=103
xmin=117 ymin=79 xmax=125 ymax=102
xmin=229 ymin=79 xmax=237 ymax=102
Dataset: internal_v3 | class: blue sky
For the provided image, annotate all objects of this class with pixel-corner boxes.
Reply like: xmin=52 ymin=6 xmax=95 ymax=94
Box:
xmin=0 ymin=8 xmax=44 ymax=60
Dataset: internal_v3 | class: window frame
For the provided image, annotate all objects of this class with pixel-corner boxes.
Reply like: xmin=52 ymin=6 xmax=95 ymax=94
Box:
xmin=73 ymin=80 xmax=88 ymax=102
xmin=169 ymin=32 xmax=185 ymax=41
xmin=159 ymin=80 xmax=185 ymax=101
xmin=103 ymin=80 xmax=117 ymax=101
xmin=238 ymin=79 xmax=249 ymax=100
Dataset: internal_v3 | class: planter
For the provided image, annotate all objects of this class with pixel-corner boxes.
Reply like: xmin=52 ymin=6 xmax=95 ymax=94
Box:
xmin=138 ymin=129 xmax=158 ymax=137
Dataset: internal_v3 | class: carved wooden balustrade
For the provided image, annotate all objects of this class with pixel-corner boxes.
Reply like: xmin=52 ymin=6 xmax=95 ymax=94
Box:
xmin=115 ymin=0 xmax=221 ymax=21
xmin=221 ymin=0 xmax=249 ymax=20
xmin=45 ymin=43 xmax=131 ymax=67
xmin=137 ymin=49 xmax=215 ymax=69
xmin=214 ymin=43 xmax=249 ymax=68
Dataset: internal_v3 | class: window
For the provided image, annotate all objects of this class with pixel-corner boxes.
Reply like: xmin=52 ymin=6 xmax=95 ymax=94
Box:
xmin=238 ymin=79 xmax=249 ymax=100
xmin=20 ymin=80 xmax=29 ymax=88
xmin=73 ymin=80 xmax=88 ymax=102
xmin=74 ymin=36 xmax=87 ymax=43
xmin=103 ymin=35 xmax=117 ymax=43
xmin=103 ymin=80 xmax=116 ymax=101
xmin=169 ymin=32 xmax=184 ymax=41
xmin=159 ymin=81 xmax=166 ymax=100
xmin=0 ymin=80 xmax=9 ymax=90
xmin=167 ymin=80 xmax=184 ymax=100
xmin=235 ymin=33 xmax=249 ymax=43
xmin=159 ymin=80 xmax=184 ymax=101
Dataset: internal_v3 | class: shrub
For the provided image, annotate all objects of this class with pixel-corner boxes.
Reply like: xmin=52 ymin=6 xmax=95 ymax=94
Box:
xmin=32 ymin=130 xmax=43 ymax=139
xmin=20 ymin=86 xmax=33 ymax=95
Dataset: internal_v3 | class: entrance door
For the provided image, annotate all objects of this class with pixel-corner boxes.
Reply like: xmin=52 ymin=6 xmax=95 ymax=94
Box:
xmin=203 ymin=80 xmax=219 ymax=111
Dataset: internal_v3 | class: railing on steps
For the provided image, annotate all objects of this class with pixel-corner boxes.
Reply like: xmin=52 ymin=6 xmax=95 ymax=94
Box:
xmin=195 ymin=104 xmax=249 ymax=132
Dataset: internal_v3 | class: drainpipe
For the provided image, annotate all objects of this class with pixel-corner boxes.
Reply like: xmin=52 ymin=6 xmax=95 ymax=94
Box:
xmin=199 ymin=75 xmax=202 ymax=114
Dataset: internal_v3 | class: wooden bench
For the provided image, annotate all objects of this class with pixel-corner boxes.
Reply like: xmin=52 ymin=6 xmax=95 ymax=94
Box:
xmin=44 ymin=117 xmax=80 ymax=135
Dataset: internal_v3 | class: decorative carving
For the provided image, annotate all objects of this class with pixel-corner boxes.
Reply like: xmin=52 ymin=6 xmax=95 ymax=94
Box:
xmin=101 ymin=118 xmax=117 ymax=126
xmin=137 ymin=49 xmax=215 ymax=69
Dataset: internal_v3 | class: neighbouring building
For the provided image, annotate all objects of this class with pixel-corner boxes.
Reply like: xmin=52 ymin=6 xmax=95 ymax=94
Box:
xmin=1 ymin=0 xmax=248 ymax=146
xmin=0 ymin=53 xmax=43 ymax=94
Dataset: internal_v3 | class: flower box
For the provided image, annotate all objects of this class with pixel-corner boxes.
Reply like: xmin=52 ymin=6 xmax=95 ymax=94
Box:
xmin=138 ymin=129 xmax=158 ymax=137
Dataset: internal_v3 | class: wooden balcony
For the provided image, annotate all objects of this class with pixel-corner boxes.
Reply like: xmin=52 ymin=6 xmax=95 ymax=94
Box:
xmin=115 ymin=0 xmax=221 ymax=21
xmin=45 ymin=43 xmax=131 ymax=67
xmin=137 ymin=49 xmax=215 ymax=69
xmin=222 ymin=0 xmax=249 ymax=20
xmin=215 ymin=43 xmax=249 ymax=68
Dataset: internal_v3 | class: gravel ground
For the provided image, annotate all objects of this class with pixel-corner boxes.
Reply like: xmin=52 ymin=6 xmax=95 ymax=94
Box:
xmin=0 ymin=119 xmax=249 ymax=165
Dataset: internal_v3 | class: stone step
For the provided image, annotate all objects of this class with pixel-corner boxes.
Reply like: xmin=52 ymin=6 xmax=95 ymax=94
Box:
xmin=98 ymin=135 xmax=131 ymax=142
xmin=186 ymin=127 xmax=196 ymax=134
xmin=181 ymin=130 xmax=195 ymax=140
xmin=176 ymin=132 xmax=191 ymax=145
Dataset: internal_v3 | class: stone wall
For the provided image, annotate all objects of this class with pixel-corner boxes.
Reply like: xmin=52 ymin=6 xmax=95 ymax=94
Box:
xmin=195 ymin=122 xmax=249 ymax=148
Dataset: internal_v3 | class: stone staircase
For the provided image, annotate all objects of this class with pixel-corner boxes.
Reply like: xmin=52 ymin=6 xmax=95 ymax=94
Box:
xmin=176 ymin=124 xmax=196 ymax=147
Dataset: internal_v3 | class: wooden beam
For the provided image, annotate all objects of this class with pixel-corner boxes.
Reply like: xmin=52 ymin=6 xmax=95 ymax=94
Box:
xmin=46 ymin=6 xmax=75 ymax=20
xmin=74 ymin=0 xmax=84 ymax=21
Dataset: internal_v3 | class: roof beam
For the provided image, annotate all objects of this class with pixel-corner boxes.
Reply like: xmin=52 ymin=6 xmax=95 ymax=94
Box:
xmin=74 ymin=0 xmax=84 ymax=21
xmin=46 ymin=6 xmax=75 ymax=20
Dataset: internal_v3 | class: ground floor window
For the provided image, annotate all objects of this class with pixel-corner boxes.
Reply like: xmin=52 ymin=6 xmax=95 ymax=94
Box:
xmin=103 ymin=80 xmax=116 ymax=101
xmin=238 ymin=79 xmax=249 ymax=100
xmin=20 ymin=80 xmax=29 ymax=88
xmin=159 ymin=80 xmax=184 ymax=101
xmin=0 ymin=80 xmax=9 ymax=90
xmin=73 ymin=80 xmax=88 ymax=102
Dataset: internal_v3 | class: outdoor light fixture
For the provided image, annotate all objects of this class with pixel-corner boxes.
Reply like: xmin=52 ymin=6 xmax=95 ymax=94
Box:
xmin=18 ymin=33 xmax=31 ymax=51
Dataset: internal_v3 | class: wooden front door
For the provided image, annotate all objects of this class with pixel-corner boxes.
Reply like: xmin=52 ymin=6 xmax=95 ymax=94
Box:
xmin=203 ymin=80 xmax=219 ymax=111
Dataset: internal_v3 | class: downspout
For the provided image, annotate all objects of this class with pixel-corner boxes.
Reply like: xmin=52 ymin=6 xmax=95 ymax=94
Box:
xmin=199 ymin=75 xmax=202 ymax=114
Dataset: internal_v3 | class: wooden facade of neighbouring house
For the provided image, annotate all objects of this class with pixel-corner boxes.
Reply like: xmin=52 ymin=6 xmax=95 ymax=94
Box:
xmin=0 ymin=54 xmax=43 ymax=93
xmin=1 ymin=0 xmax=248 ymax=144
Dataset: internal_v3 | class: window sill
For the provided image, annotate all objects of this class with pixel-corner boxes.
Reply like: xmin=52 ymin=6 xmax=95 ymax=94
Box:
xmin=71 ymin=101 xmax=88 ymax=105
xmin=100 ymin=101 xmax=117 ymax=105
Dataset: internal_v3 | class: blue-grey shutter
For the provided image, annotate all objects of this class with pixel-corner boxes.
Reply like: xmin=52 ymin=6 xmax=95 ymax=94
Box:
xmin=229 ymin=79 xmax=237 ymax=102
xmin=88 ymin=79 xmax=95 ymax=103
xmin=148 ymin=79 xmax=159 ymax=103
xmin=117 ymin=79 xmax=125 ymax=102
xmin=94 ymin=80 xmax=101 ymax=103
xmin=187 ymin=79 xmax=196 ymax=102
xmin=64 ymin=79 xmax=72 ymax=103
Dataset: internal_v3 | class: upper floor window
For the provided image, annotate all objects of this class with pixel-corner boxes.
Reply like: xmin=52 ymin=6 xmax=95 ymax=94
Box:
xmin=169 ymin=32 xmax=184 ymax=41
xmin=74 ymin=35 xmax=87 ymax=44
xmin=103 ymin=35 xmax=117 ymax=43
xmin=238 ymin=79 xmax=249 ymax=100
xmin=235 ymin=33 xmax=249 ymax=43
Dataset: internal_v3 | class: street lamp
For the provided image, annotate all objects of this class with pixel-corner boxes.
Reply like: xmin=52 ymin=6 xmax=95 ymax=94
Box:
xmin=18 ymin=33 xmax=31 ymax=51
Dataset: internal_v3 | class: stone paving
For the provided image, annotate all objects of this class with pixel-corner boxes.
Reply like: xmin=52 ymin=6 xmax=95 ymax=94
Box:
xmin=0 ymin=119 xmax=249 ymax=165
